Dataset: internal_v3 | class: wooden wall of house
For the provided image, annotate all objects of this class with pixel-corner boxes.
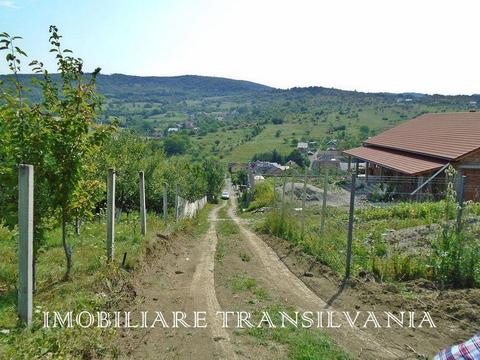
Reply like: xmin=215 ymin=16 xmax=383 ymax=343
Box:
xmin=457 ymin=148 xmax=480 ymax=201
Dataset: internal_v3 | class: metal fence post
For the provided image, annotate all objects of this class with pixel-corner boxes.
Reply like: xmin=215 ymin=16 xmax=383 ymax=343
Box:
xmin=301 ymin=168 xmax=307 ymax=239
xmin=139 ymin=171 xmax=147 ymax=236
xmin=107 ymin=168 xmax=116 ymax=261
xmin=18 ymin=164 xmax=33 ymax=327
xmin=455 ymin=174 xmax=466 ymax=234
xmin=320 ymin=169 xmax=328 ymax=233
xmin=345 ymin=173 xmax=356 ymax=280
xmin=163 ymin=182 xmax=168 ymax=222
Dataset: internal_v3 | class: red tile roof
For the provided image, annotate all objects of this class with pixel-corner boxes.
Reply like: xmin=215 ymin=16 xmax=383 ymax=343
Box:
xmin=343 ymin=146 xmax=447 ymax=175
xmin=365 ymin=112 xmax=480 ymax=160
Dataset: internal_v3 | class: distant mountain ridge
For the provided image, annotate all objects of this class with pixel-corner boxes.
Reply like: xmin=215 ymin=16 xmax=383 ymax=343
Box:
xmin=97 ymin=74 xmax=273 ymax=96
xmin=0 ymin=73 xmax=478 ymax=103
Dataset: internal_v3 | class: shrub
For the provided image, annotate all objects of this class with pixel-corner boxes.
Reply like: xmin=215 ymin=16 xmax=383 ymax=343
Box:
xmin=248 ymin=181 xmax=274 ymax=211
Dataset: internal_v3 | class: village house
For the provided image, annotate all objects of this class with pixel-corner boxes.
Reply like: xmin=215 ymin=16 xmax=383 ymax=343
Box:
xmin=311 ymin=150 xmax=342 ymax=172
xmin=343 ymin=112 xmax=480 ymax=200
xmin=228 ymin=162 xmax=248 ymax=173
xmin=297 ymin=142 xmax=308 ymax=152
xmin=250 ymin=161 xmax=289 ymax=176
xmin=167 ymin=127 xmax=179 ymax=133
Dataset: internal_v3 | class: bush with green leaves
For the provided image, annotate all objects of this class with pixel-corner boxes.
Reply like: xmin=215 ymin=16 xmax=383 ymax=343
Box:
xmin=247 ymin=180 xmax=274 ymax=210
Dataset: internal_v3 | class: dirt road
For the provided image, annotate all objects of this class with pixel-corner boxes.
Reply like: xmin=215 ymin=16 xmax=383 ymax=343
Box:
xmin=226 ymin=199 xmax=408 ymax=359
xmin=119 ymin=198 xmax=452 ymax=359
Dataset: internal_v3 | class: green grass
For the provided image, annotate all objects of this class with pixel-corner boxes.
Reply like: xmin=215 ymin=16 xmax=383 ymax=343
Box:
xmin=228 ymin=274 xmax=269 ymax=300
xmin=191 ymin=203 xmax=214 ymax=238
xmin=216 ymin=203 xmax=240 ymax=236
xmin=239 ymin=252 xmax=251 ymax=262
xmin=0 ymin=205 xmax=212 ymax=358
xmin=243 ymin=304 xmax=353 ymax=360
xmin=262 ymin=198 xmax=480 ymax=287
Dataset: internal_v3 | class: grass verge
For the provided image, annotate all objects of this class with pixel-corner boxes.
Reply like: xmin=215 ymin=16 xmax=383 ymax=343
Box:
xmin=0 ymin=205 xmax=212 ymax=358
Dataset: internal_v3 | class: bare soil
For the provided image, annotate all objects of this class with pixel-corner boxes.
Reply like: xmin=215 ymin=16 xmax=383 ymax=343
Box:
xmin=118 ymin=205 xmax=244 ymax=359
xmin=117 ymin=199 xmax=479 ymax=359
xmin=260 ymin=231 xmax=480 ymax=359
xmin=279 ymin=182 xmax=351 ymax=207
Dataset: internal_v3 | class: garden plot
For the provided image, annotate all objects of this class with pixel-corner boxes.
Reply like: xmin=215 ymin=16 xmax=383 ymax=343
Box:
xmin=278 ymin=182 xmax=351 ymax=207
xmin=383 ymin=216 xmax=480 ymax=257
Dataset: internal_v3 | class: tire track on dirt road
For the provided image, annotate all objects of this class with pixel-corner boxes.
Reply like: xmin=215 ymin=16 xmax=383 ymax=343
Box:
xmin=190 ymin=204 xmax=237 ymax=360
xmin=120 ymin=204 xmax=237 ymax=360
xmin=227 ymin=198 xmax=408 ymax=359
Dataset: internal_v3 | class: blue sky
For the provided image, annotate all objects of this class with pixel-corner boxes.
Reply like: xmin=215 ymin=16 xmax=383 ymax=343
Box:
xmin=1 ymin=0 xmax=480 ymax=94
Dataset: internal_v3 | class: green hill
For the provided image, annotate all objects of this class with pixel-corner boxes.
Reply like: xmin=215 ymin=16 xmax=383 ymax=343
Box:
xmin=1 ymin=73 xmax=479 ymax=162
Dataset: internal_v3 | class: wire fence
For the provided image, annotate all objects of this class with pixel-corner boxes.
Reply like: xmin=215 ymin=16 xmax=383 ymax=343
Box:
xmin=240 ymin=168 xmax=478 ymax=286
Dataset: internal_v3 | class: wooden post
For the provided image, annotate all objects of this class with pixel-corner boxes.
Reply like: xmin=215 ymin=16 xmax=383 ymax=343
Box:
xmin=456 ymin=174 xmax=466 ymax=234
xmin=347 ymin=156 xmax=351 ymax=171
xmin=163 ymin=182 xmax=168 ymax=222
xmin=107 ymin=168 xmax=115 ymax=261
xmin=139 ymin=171 xmax=147 ymax=236
xmin=18 ymin=164 xmax=33 ymax=327
xmin=174 ymin=184 xmax=179 ymax=222
xmin=320 ymin=169 xmax=328 ymax=233
xmin=301 ymin=168 xmax=307 ymax=239
xmin=355 ymin=159 xmax=359 ymax=175
xmin=345 ymin=173 xmax=356 ymax=280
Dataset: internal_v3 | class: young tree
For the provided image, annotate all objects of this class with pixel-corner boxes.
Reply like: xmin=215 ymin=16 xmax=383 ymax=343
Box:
xmin=201 ymin=157 xmax=224 ymax=202
xmin=0 ymin=27 xmax=115 ymax=280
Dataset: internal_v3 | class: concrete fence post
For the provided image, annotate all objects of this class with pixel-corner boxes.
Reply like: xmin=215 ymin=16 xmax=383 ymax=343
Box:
xmin=320 ymin=169 xmax=328 ymax=233
xmin=107 ymin=168 xmax=116 ymax=261
xmin=18 ymin=164 xmax=33 ymax=327
xmin=174 ymin=184 xmax=179 ymax=222
xmin=301 ymin=168 xmax=307 ymax=239
xmin=163 ymin=182 xmax=168 ymax=222
xmin=345 ymin=173 xmax=357 ymax=280
xmin=290 ymin=177 xmax=295 ymax=203
xmin=139 ymin=171 xmax=147 ymax=236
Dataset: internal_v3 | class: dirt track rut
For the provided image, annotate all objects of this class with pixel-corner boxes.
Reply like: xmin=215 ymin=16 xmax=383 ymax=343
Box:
xmin=227 ymin=200 xmax=408 ymax=359
xmin=190 ymin=204 xmax=237 ymax=359
xmin=121 ymin=199 xmax=413 ymax=359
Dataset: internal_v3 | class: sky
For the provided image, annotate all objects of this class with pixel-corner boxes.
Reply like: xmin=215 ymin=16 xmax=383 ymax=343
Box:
xmin=1 ymin=0 xmax=479 ymax=95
